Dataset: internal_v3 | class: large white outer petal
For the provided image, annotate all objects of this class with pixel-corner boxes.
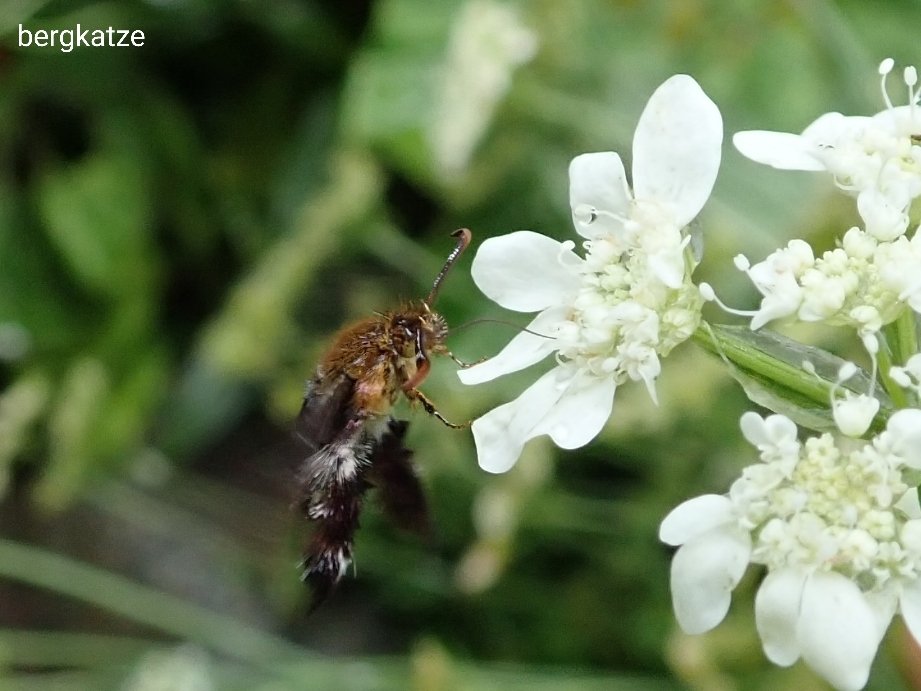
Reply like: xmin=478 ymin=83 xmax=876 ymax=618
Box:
xmin=659 ymin=494 xmax=734 ymax=546
xmin=568 ymin=152 xmax=631 ymax=238
xmin=632 ymin=74 xmax=723 ymax=228
xmin=754 ymin=567 xmax=807 ymax=666
xmin=797 ymin=571 xmax=884 ymax=691
xmin=732 ymin=130 xmax=825 ymax=171
xmin=669 ymin=526 xmax=751 ymax=634
xmin=529 ymin=368 xmax=616 ymax=448
xmin=899 ymin=580 xmax=921 ymax=651
xmin=458 ymin=306 xmax=566 ymax=385
xmin=469 ymin=365 xmax=613 ymax=472
xmin=471 ymin=231 xmax=582 ymax=312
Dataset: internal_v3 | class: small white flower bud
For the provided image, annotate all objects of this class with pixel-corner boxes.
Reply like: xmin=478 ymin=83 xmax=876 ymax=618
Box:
xmin=698 ymin=282 xmax=716 ymax=301
xmin=833 ymin=394 xmax=879 ymax=437
xmin=837 ymin=362 xmax=858 ymax=381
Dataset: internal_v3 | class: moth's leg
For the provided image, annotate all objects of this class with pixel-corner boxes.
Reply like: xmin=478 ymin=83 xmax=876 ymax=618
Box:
xmin=444 ymin=350 xmax=488 ymax=369
xmin=366 ymin=419 xmax=432 ymax=540
xmin=403 ymin=387 xmax=468 ymax=429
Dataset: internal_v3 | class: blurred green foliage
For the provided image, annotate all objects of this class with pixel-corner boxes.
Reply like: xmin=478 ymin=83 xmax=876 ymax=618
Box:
xmin=1 ymin=0 xmax=920 ymax=689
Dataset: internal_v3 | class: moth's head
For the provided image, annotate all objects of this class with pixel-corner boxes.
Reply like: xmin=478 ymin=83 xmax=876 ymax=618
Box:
xmin=390 ymin=303 xmax=448 ymax=357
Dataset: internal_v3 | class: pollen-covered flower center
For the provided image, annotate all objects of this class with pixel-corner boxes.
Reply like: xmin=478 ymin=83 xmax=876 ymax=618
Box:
xmin=553 ymin=210 xmax=703 ymax=389
xmin=736 ymin=432 xmax=919 ymax=591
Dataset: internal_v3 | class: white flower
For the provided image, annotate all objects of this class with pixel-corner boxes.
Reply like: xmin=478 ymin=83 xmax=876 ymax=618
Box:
xmin=721 ymin=227 xmax=905 ymax=334
xmin=890 ymin=354 xmax=921 ymax=397
xmin=733 ymin=59 xmax=921 ymax=242
xmin=459 ymin=75 xmax=722 ymax=472
xmin=661 ymin=410 xmax=921 ymax=690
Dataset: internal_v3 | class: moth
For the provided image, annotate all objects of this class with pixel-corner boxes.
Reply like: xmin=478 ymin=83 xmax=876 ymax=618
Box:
xmin=295 ymin=228 xmax=472 ymax=609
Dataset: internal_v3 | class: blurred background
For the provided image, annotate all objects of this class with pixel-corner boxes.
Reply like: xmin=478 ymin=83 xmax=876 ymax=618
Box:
xmin=1 ymin=0 xmax=919 ymax=689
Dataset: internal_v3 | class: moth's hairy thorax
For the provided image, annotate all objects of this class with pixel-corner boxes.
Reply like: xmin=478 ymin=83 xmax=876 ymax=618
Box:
xmin=316 ymin=304 xmax=449 ymax=415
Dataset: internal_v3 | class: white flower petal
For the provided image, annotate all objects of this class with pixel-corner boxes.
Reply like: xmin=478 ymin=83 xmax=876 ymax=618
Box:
xmin=802 ymin=112 xmax=872 ymax=148
xmin=739 ymin=412 xmax=797 ymax=449
xmin=864 ymin=586 xmax=898 ymax=642
xmin=469 ymin=365 xmax=616 ymax=473
xmin=647 ymin=239 xmax=687 ymax=290
xmin=732 ymin=130 xmax=825 ymax=171
xmin=857 ymin=188 xmax=909 ymax=242
xmin=529 ymin=368 xmax=616 ymax=448
xmin=470 ymin=231 xmax=582 ymax=312
xmin=832 ymin=394 xmax=880 ymax=438
xmin=885 ymin=409 xmax=921 ymax=469
xmin=872 ymin=104 xmax=921 ymax=137
xmin=569 ymin=152 xmax=631 ymax=238
xmin=469 ymin=403 xmax=535 ymax=475
xmin=797 ymin=571 xmax=883 ymax=691
xmin=458 ymin=306 xmax=566 ymax=385
xmin=469 ymin=365 xmax=570 ymax=473
xmin=659 ymin=494 xmax=734 ymax=546
xmin=755 ymin=567 xmax=807 ymax=666
xmin=899 ymin=579 xmax=921 ymax=647
xmin=896 ymin=488 xmax=921 ymax=520
xmin=669 ymin=526 xmax=751 ymax=634
xmin=632 ymin=74 xmax=723 ymax=227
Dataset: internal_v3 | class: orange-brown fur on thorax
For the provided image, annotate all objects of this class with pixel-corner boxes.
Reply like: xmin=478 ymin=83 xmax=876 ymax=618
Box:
xmin=316 ymin=302 xmax=448 ymax=418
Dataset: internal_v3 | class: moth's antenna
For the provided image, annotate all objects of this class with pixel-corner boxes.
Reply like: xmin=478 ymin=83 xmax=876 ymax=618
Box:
xmin=448 ymin=318 xmax=553 ymax=339
xmin=426 ymin=228 xmax=472 ymax=306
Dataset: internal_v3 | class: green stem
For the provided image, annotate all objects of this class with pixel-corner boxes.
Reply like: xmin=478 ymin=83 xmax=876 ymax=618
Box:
xmin=893 ymin=309 xmax=919 ymax=366
xmin=0 ymin=539 xmax=307 ymax=671
xmin=0 ymin=630 xmax=153 ymax=668
xmin=691 ymin=323 xmax=832 ymax=406
xmin=876 ymin=337 xmax=910 ymax=409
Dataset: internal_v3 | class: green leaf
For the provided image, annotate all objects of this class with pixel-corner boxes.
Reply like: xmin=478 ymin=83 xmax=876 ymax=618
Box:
xmin=37 ymin=152 xmax=153 ymax=300
xmin=0 ymin=188 xmax=93 ymax=352
xmin=693 ymin=323 xmax=893 ymax=434
xmin=341 ymin=0 xmax=460 ymax=181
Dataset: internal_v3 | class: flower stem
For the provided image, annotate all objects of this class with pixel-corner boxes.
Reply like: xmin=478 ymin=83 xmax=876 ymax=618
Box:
xmin=691 ymin=322 xmax=832 ymax=405
xmin=890 ymin=309 xmax=919 ymax=366
xmin=876 ymin=335 xmax=910 ymax=409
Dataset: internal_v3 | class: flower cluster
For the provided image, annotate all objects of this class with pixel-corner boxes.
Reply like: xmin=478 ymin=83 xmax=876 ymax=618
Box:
xmin=716 ymin=60 xmax=921 ymax=334
xmin=459 ymin=75 xmax=722 ymax=472
xmin=462 ymin=60 xmax=921 ymax=689
xmin=657 ymin=59 xmax=921 ymax=690
xmin=661 ymin=409 xmax=921 ymax=691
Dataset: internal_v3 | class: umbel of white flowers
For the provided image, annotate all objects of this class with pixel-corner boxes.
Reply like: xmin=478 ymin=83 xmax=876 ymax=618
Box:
xmin=459 ymin=74 xmax=722 ymax=473
xmin=661 ymin=408 xmax=921 ymax=691
xmin=705 ymin=59 xmax=921 ymax=335
xmin=663 ymin=58 xmax=921 ymax=691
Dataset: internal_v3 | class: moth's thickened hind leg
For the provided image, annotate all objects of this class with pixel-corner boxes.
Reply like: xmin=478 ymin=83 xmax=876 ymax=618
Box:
xmin=367 ymin=419 xmax=432 ymax=540
xmin=298 ymin=419 xmax=374 ymax=611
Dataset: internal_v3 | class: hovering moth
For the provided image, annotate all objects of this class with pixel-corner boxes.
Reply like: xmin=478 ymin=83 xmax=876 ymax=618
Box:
xmin=295 ymin=229 xmax=472 ymax=609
